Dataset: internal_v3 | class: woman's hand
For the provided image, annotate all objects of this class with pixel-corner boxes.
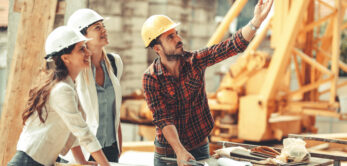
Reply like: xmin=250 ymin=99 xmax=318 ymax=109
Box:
xmin=90 ymin=149 xmax=111 ymax=166
xmin=81 ymin=161 xmax=98 ymax=166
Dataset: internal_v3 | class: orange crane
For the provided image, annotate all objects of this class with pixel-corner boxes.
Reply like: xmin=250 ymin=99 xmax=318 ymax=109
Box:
xmin=208 ymin=0 xmax=347 ymax=142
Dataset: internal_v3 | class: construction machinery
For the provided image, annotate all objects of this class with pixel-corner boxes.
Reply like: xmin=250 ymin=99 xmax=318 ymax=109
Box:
xmin=208 ymin=0 xmax=347 ymax=142
xmin=121 ymin=0 xmax=347 ymax=142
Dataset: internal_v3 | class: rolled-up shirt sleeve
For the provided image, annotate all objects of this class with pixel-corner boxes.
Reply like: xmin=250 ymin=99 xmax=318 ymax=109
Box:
xmin=143 ymin=74 xmax=174 ymax=129
xmin=71 ymin=139 xmax=79 ymax=148
xmin=49 ymin=84 xmax=101 ymax=153
xmin=192 ymin=29 xmax=249 ymax=70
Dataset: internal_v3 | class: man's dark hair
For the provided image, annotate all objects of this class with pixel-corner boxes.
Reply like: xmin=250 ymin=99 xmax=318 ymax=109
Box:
xmin=148 ymin=35 xmax=162 ymax=48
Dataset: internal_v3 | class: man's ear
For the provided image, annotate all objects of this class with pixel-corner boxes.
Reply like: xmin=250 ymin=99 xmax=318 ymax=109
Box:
xmin=153 ymin=44 xmax=161 ymax=53
xmin=60 ymin=54 xmax=70 ymax=65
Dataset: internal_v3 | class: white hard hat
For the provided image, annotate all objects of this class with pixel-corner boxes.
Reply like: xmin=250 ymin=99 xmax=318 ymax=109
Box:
xmin=45 ymin=26 xmax=89 ymax=56
xmin=67 ymin=8 xmax=104 ymax=31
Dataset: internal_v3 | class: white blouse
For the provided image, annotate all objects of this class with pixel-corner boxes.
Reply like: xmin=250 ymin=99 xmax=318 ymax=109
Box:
xmin=62 ymin=53 xmax=123 ymax=162
xmin=16 ymin=76 xmax=101 ymax=166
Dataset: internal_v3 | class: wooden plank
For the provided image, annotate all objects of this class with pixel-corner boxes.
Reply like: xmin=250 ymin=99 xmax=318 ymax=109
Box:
xmin=285 ymin=105 xmax=340 ymax=118
xmin=269 ymin=115 xmax=301 ymax=140
xmin=120 ymin=119 xmax=154 ymax=126
xmin=259 ymin=0 xmax=310 ymax=103
xmin=300 ymin=11 xmax=337 ymax=35
xmin=317 ymin=0 xmax=335 ymax=10
xmin=303 ymin=0 xmax=314 ymax=101
xmin=293 ymin=48 xmax=333 ymax=76
xmin=298 ymin=133 xmax=347 ymax=139
xmin=238 ymin=95 xmax=271 ymax=141
xmin=286 ymin=101 xmax=339 ymax=109
xmin=319 ymin=81 xmax=347 ymax=96
xmin=56 ymin=0 xmax=66 ymax=15
xmin=240 ymin=18 xmax=272 ymax=57
xmin=292 ymin=54 xmax=303 ymax=87
xmin=206 ymin=0 xmax=248 ymax=46
xmin=342 ymin=22 xmax=347 ymax=30
xmin=283 ymin=0 xmax=289 ymax=20
xmin=300 ymin=108 xmax=340 ymax=118
xmin=315 ymin=46 xmax=347 ymax=74
xmin=284 ymin=107 xmax=340 ymax=118
xmin=315 ymin=14 xmax=334 ymax=79
xmin=0 ymin=0 xmax=57 ymax=165
xmin=315 ymin=27 xmax=333 ymax=74
xmin=308 ymin=143 xmax=330 ymax=151
xmin=271 ymin=0 xmax=282 ymax=48
xmin=13 ymin=0 xmax=23 ymax=12
xmin=14 ymin=0 xmax=66 ymax=14
xmin=245 ymin=69 xmax=268 ymax=95
xmin=330 ymin=0 xmax=342 ymax=103
xmin=314 ymin=45 xmax=347 ymax=73
xmin=213 ymin=122 xmax=238 ymax=138
xmin=139 ymin=125 xmax=156 ymax=141
xmin=213 ymin=141 xmax=347 ymax=161
xmin=303 ymin=134 xmax=347 ymax=149
xmin=337 ymin=61 xmax=347 ymax=73
xmin=316 ymin=1 xmax=321 ymax=38
xmin=210 ymin=136 xmax=244 ymax=143
xmin=289 ymin=134 xmax=347 ymax=145
xmin=209 ymin=103 xmax=237 ymax=113
xmin=288 ymin=77 xmax=333 ymax=99
xmin=343 ymin=1 xmax=347 ymax=8
xmin=216 ymin=89 xmax=238 ymax=106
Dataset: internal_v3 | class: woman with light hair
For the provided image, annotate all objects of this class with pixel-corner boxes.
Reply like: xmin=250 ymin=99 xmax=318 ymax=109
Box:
xmin=66 ymin=8 xmax=123 ymax=163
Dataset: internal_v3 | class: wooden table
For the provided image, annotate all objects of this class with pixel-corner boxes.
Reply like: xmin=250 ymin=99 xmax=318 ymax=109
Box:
xmin=211 ymin=141 xmax=335 ymax=166
xmin=289 ymin=134 xmax=347 ymax=166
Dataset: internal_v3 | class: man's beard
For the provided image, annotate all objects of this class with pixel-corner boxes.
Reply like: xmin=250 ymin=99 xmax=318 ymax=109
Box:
xmin=162 ymin=41 xmax=184 ymax=61
xmin=164 ymin=53 xmax=181 ymax=61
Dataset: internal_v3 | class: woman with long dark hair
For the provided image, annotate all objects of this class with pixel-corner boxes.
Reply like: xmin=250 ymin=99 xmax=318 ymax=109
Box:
xmin=8 ymin=26 xmax=110 ymax=166
xmin=64 ymin=9 xmax=123 ymax=162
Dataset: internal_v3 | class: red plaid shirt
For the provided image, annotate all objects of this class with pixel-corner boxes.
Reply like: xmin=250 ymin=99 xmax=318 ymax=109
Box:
xmin=142 ymin=30 xmax=249 ymax=149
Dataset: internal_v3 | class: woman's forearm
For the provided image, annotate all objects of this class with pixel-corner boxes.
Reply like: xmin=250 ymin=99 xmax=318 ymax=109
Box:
xmin=71 ymin=146 xmax=87 ymax=164
xmin=90 ymin=150 xmax=110 ymax=166
xmin=118 ymin=123 xmax=123 ymax=156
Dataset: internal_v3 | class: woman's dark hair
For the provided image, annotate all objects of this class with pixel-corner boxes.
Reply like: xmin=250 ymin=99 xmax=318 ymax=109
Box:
xmin=44 ymin=44 xmax=76 ymax=60
xmin=80 ymin=27 xmax=88 ymax=35
xmin=22 ymin=44 xmax=76 ymax=124
xmin=80 ymin=20 xmax=102 ymax=35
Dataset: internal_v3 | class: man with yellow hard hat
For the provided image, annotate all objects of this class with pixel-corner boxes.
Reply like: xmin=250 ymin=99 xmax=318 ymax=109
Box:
xmin=141 ymin=0 xmax=273 ymax=165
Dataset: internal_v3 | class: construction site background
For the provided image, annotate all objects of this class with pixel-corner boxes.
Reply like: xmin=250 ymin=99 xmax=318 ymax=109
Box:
xmin=0 ymin=0 xmax=346 ymax=143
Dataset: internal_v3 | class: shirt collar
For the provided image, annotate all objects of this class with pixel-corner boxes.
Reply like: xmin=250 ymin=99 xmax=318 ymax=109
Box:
xmin=155 ymin=57 xmax=180 ymax=78
xmin=154 ymin=51 xmax=192 ymax=77
xmin=91 ymin=60 xmax=105 ymax=77
xmin=64 ymin=75 xmax=75 ymax=87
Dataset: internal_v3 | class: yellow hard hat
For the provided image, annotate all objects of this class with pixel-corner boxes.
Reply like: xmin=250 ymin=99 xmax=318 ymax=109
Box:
xmin=141 ymin=15 xmax=180 ymax=47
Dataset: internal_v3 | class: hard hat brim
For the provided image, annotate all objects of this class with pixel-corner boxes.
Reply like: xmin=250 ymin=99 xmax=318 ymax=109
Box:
xmin=104 ymin=17 xmax=110 ymax=22
xmin=85 ymin=37 xmax=93 ymax=42
xmin=162 ymin=22 xmax=181 ymax=36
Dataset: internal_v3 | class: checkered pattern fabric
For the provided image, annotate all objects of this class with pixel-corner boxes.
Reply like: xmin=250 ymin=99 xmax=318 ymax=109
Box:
xmin=142 ymin=29 xmax=249 ymax=149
